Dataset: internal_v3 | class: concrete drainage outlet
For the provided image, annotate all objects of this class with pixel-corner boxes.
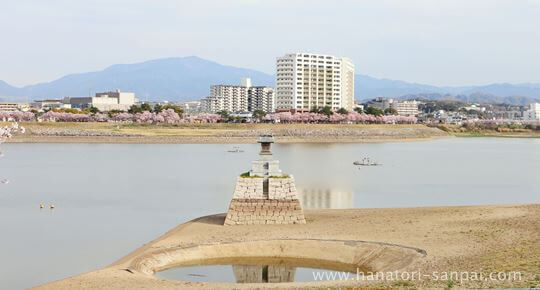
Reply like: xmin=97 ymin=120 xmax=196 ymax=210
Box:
xmin=127 ymin=238 xmax=426 ymax=283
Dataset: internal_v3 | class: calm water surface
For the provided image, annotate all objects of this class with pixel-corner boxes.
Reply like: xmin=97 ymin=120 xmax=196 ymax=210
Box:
xmin=156 ymin=264 xmax=349 ymax=283
xmin=0 ymin=138 xmax=539 ymax=289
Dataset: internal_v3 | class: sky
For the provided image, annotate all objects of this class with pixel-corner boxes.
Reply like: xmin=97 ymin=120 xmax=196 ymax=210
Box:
xmin=1 ymin=0 xmax=540 ymax=87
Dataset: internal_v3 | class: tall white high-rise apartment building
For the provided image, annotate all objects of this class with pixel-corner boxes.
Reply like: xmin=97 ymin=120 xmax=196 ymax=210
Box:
xmin=276 ymin=53 xmax=355 ymax=111
xmin=201 ymin=78 xmax=274 ymax=113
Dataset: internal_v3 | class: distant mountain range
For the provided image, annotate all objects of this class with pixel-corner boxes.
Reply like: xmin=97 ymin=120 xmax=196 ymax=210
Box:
xmin=1 ymin=56 xmax=539 ymax=105
xmin=355 ymin=75 xmax=540 ymax=105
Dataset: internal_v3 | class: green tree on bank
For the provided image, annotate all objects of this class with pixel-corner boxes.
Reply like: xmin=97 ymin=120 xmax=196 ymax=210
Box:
xmin=336 ymin=108 xmax=349 ymax=114
xmin=252 ymin=110 xmax=266 ymax=122
xmin=354 ymin=107 xmax=364 ymax=114
xmin=365 ymin=106 xmax=384 ymax=116
xmin=384 ymin=108 xmax=398 ymax=115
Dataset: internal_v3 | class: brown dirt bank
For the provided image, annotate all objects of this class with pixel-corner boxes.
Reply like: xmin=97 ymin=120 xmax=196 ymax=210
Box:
xmin=33 ymin=204 xmax=540 ymax=289
xmin=7 ymin=123 xmax=448 ymax=144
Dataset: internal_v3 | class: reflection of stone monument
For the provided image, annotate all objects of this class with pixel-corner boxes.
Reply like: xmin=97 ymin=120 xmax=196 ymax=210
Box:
xmin=233 ymin=265 xmax=296 ymax=283
xmin=224 ymin=135 xmax=306 ymax=225
xmin=298 ymin=188 xmax=354 ymax=209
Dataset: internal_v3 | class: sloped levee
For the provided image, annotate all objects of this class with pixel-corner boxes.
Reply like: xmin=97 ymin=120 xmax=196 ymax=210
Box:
xmin=127 ymin=239 xmax=426 ymax=277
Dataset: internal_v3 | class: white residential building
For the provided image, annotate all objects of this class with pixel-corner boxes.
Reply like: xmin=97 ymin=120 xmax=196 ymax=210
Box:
xmin=201 ymin=78 xmax=274 ymax=113
xmin=275 ymin=53 xmax=355 ymax=111
xmin=248 ymin=86 xmax=274 ymax=113
xmin=523 ymin=102 xmax=540 ymax=120
xmin=180 ymin=101 xmax=202 ymax=114
xmin=209 ymin=84 xmax=250 ymax=112
xmin=391 ymin=100 xmax=420 ymax=116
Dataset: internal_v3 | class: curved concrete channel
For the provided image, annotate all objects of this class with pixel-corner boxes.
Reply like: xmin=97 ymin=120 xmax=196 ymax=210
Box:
xmin=128 ymin=238 xmax=427 ymax=281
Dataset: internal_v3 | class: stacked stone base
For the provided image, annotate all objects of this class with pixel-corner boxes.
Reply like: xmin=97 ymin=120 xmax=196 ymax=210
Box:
xmin=224 ymin=199 xmax=306 ymax=226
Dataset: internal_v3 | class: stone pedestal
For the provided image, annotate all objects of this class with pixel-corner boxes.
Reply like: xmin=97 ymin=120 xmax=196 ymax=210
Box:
xmin=224 ymin=176 xmax=306 ymax=225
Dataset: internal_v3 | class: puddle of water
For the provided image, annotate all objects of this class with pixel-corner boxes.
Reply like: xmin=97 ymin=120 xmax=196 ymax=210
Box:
xmin=154 ymin=257 xmax=360 ymax=283
xmin=155 ymin=264 xmax=355 ymax=283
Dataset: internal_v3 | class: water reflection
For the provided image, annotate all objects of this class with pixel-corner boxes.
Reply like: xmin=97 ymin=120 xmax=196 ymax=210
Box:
xmin=298 ymin=188 xmax=354 ymax=209
xmin=156 ymin=263 xmax=349 ymax=283
xmin=233 ymin=264 xmax=295 ymax=283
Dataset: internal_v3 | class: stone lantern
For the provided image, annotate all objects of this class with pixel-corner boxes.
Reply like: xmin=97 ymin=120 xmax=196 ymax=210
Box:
xmin=224 ymin=135 xmax=306 ymax=225
xmin=250 ymin=135 xmax=282 ymax=178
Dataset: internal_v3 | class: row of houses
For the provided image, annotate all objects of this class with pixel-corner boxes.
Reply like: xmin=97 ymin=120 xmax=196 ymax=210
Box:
xmin=424 ymin=102 xmax=540 ymax=123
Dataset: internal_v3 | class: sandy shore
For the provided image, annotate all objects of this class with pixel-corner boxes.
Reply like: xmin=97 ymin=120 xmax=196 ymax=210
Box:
xmin=6 ymin=123 xmax=449 ymax=144
xmin=33 ymin=204 xmax=540 ymax=289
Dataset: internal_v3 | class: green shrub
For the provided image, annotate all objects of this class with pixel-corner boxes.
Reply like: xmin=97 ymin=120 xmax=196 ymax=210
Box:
xmin=239 ymin=172 xmax=261 ymax=178
xmin=268 ymin=174 xmax=290 ymax=178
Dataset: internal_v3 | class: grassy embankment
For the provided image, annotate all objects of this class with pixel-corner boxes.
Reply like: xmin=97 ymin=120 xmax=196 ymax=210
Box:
xmin=434 ymin=124 xmax=540 ymax=138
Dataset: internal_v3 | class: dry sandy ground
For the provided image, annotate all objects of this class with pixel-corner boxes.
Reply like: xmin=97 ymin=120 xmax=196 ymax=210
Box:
xmin=33 ymin=204 xmax=540 ymax=289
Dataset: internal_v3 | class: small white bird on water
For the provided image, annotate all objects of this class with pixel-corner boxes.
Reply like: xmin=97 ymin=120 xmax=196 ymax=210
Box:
xmin=39 ymin=203 xmax=44 ymax=209
xmin=50 ymin=204 xmax=55 ymax=209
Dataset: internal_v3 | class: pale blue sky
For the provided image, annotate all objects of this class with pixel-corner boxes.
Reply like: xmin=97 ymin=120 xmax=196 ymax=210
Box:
xmin=1 ymin=0 xmax=539 ymax=87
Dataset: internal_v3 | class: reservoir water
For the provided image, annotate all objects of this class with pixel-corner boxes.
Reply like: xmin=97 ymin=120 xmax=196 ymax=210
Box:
xmin=0 ymin=138 xmax=539 ymax=289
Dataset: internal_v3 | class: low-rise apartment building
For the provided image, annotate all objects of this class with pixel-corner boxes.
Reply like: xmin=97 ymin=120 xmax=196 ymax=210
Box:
xmin=365 ymin=98 xmax=420 ymax=116
xmin=391 ymin=100 xmax=420 ymax=116
xmin=201 ymin=78 xmax=274 ymax=113
xmin=523 ymin=103 xmax=540 ymax=120
xmin=180 ymin=101 xmax=202 ymax=114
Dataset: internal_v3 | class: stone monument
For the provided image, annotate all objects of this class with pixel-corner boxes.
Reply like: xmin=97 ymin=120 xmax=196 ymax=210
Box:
xmin=224 ymin=135 xmax=306 ymax=225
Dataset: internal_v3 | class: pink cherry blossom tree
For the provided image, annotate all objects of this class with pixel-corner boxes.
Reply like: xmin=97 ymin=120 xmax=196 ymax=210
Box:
xmin=262 ymin=111 xmax=417 ymax=124
xmin=157 ymin=109 xmax=181 ymax=124
xmin=1 ymin=122 xmax=25 ymax=185
xmin=133 ymin=111 xmax=155 ymax=124
xmin=92 ymin=113 xmax=109 ymax=122
xmin=41 ymin=111 xmax=90 ymax=122
xmin=185 ymin=113 xmax=221 ymax=123
xmin=0 ymin=111 xmax=35 ymax=122
xmin=111 ymin=112 xmax=134 ymax=123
